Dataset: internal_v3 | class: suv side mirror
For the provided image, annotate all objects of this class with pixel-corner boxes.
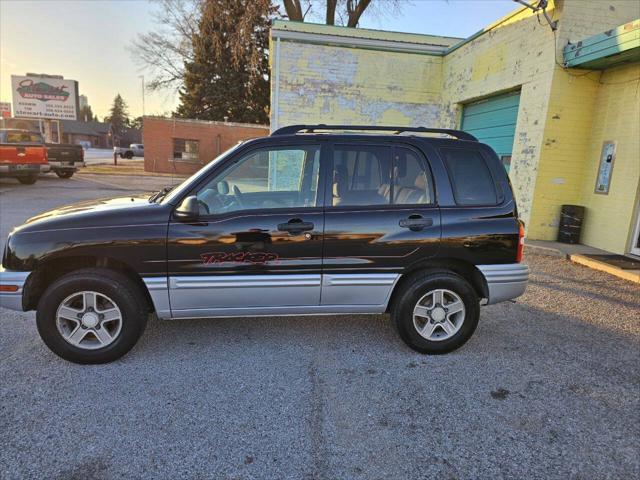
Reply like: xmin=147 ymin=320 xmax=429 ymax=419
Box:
xmin=174 ymin=195 xmax=199 ymax=220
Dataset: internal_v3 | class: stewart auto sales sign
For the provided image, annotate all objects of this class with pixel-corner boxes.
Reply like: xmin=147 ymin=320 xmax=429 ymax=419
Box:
xmin=11 ymin=74 xmax=79 ymax=120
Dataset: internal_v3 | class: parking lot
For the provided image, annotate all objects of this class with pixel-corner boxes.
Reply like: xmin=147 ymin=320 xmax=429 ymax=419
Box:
xmin=1 ymin=174 xmax=639 ymax=479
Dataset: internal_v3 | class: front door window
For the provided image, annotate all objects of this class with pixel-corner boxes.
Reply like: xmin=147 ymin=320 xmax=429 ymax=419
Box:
xmin=196 ymin=145 xmax=321 ymax=215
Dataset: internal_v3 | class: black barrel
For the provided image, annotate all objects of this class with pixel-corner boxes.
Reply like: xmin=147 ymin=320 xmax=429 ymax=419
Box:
xmin=557 ymin=205 xmax=585 ymax=244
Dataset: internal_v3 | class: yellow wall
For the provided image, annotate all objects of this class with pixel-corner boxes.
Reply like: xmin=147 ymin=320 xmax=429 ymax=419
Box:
xmin=526 ymin=0 xmax=640 ymax=240
xmin=272 ymin=41 xmax=444 ymax=128
xmin=440 ymin=2 xmax=560 ymax=229
xmin=579 ymin=64 xmax=640 ymax=254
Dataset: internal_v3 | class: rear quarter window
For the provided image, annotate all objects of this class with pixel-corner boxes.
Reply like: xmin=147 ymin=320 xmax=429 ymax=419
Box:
xmin=440 ymin=148 xmax=498 ymax=206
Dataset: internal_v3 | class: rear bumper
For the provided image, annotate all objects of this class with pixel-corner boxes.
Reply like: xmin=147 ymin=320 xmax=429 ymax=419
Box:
xmin=0 ymin=267 xmax=30 ymax=311
xmin=49 ymin=161 xmax=85 ymax=170
xmin=477 ymin=263 xmax=529 ymax=304
xmin=0 ymin=164 xmax=50 ymax=174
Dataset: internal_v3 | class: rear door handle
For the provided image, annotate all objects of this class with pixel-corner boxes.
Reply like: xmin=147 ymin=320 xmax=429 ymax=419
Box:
xmin=277 ymin=220 xmax=314 ymax=234
xmin=399 ymin=216 xmax=433 ymax=231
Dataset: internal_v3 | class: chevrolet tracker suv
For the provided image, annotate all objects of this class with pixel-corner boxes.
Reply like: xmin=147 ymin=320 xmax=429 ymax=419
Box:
xmin=0 ymin=125 xmax=528 ymax=364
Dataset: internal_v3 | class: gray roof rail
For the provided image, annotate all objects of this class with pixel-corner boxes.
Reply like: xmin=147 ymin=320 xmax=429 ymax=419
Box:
xmin=271 ymin=124 xmax=478 ymax=141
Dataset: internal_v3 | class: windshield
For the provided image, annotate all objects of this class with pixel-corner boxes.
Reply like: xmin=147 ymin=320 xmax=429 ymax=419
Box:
xmin=160 ymin=142 xmax=245 ymax=205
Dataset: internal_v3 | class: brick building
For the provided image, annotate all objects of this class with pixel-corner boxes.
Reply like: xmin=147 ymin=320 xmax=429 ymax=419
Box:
xmin=142 ymin=116 xmax=269 ymax=175
xmin=270 ymin=0 xmax=640 ymax=257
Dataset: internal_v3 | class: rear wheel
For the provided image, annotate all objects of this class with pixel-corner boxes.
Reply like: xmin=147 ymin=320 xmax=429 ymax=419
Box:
xmin=391 ymin=271 xmax=479 ymax=354
xmin=17 ymin=174 xmax=38 ymax=185
xmin=55 ymin=170 xmax=74 ymax=179
xmin=124 ymin=151 xmax=133 ymax=159
xmin=36 ymin=269 xmax=148 ymax=364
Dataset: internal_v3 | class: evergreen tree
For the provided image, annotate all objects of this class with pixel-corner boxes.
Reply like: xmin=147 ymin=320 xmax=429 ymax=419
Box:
xmin=79 ymin=105 xmax=95 ymax=122
xmin=176 ymin=0 xmax=274 ymax=124
xmin=105 ymin=94 xmax=130 ymax=137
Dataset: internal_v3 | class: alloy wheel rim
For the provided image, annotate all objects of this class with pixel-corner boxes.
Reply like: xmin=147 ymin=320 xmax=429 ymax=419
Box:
xmin=55 ymin=291 xmax=122 ymax=350
xmin=413 ymin=289 xmax=465 ymax=342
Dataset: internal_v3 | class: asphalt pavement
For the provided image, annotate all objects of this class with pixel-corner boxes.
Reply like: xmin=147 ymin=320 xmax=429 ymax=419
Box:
xmin=1 ymin=174 xmax=639 ymax=479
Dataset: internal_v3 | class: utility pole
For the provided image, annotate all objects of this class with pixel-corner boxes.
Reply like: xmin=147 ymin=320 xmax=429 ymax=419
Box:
xmin=139 ymin=75 xmax=145 ymax=117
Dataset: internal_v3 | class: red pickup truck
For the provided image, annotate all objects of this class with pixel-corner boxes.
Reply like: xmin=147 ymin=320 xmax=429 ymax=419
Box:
xmin=0 ymin=129 xmax=50 ymax=184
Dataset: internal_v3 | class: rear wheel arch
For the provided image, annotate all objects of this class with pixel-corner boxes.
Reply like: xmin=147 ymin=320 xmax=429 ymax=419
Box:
xmin=386 ymin=258 xmax=488 ymax=312
xmin=24 ymin=256 xmax=154 ymax=314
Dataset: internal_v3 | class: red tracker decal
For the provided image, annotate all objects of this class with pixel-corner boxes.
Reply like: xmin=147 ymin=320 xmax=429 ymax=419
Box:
xmin=201 ymin=251 xmax=279 ymax=265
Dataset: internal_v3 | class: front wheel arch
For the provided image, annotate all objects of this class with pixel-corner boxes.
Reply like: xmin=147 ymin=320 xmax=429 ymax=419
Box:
xmin=24 ymin=256 xmax=154 ymax=314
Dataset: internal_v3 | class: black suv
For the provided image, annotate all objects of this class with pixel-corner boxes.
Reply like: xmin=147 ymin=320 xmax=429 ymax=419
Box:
xmin=0 ymin=125 xmax=528 ymax=363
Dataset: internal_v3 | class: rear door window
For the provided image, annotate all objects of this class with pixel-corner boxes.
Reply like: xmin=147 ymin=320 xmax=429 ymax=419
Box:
xmin=392 ymin=147 xmax=434 ymax=205
xmin=440 ymin=148 xmax=498 ymax=205
xmin=331 ymin=145 xmax=391 ymax=207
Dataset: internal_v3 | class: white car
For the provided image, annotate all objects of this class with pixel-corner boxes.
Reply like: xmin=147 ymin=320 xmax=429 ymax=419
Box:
xmin=114 ymin=143 xmax=143 ymax=159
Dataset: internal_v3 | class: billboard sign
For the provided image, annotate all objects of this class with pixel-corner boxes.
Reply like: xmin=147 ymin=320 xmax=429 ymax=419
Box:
xmin=0 ymin=102 xmax=10 ymax=119
xmin=11 ymin=74 xmax=78 ymax=120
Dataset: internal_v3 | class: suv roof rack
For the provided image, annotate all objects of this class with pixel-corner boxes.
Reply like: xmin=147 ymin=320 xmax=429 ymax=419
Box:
xmin=271 ymin=124 xmax=478 ymax=141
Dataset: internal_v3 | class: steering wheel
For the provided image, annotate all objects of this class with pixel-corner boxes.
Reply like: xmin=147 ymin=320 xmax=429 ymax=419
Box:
xmin=232 ymin=185 xmax=244 ymax=208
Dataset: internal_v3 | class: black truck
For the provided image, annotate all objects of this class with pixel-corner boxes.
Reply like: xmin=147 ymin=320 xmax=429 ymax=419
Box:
xmin=0 ymin=125 xmax=528 ymax=364
xmin=45 ymin=143 xmax=85 ymax=179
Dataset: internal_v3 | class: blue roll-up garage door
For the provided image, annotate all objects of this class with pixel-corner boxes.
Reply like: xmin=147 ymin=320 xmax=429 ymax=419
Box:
xmin=461 ymin=91 xmax=521 ymax=172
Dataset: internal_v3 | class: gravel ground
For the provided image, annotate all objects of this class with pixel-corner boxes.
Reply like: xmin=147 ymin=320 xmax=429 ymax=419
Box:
xmin=1 ymin=175 xmax=639 ymax=479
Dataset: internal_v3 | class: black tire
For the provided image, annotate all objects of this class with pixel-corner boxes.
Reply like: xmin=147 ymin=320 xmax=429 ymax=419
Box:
xmin=391 ymin=270 xmax=480 ymax=354
xmin=55 ymin=170 xmax=74 ymax=179
xmin=36 ymin=268 xmax=148 ymax=364
xmin=17 ymin=174 xmax=37 ymax=185
xmin=124 ymin=151 xmax=133 ymax=159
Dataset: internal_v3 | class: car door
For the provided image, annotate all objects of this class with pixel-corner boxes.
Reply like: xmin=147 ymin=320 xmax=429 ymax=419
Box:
xmin=321 ymin=141 xmax=441 ymax=308
xmin=167 ymin=141 xmax=326 ymax=318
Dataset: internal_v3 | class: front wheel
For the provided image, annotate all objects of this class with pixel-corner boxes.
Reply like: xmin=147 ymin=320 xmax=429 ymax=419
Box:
xmin=36 ymin=268 xmax=148 ymax=364
xmin=17 ymin=174 xmax=38 ymax=185
xmin=55 ymin=170 xmax=74 ymax=179
xmin=391 ymin=271 xmax=479 ymax=354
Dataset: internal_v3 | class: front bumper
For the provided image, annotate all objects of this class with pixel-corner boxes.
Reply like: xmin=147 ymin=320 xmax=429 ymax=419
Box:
xmin=0 ymin=164 xmax=50 ymax=174
xmin=0 ymin=266 xmax=30 ymax=311
xmin=477 ymin=263 xmax=529 ymax=304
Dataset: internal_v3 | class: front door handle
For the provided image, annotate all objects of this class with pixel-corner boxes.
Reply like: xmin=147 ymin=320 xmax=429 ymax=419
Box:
xmin=399 ymin=216 xmax=433 ymax=231
xmin=277 ymin=219 xmax=314 ymax=234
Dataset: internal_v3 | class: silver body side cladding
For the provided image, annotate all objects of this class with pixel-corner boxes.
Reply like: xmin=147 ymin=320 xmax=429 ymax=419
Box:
xmin=142 ymin=277 xmax=172 ymax=319
xmin=477 ymin=263 xmax=529 ymax=304
xmin=0 ymin=267 xmax=30 ymax=311
xmin=321 ymin=273 xmax=399 ymax=306
xmin=145 ymin=273 xmax=399 ymax=319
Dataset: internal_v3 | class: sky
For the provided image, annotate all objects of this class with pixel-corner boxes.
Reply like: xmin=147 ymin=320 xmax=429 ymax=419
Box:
xmin=0 ymin=0 xmax=518 ymax=120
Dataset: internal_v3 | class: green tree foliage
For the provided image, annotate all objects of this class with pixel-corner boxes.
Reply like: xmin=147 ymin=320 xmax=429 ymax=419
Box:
xmin=79 ymin=105 xmax=95 ymax=123
xmin=104 ymin=94 xmax=131 ymax=137
xmin=130 ymin=116 xmax=144 ymax=130
xmin=176 ymin=0 xmax=275 ymax=124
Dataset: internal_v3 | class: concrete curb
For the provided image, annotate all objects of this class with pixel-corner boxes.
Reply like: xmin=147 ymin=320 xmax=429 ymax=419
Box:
xmin=569 ymin=254 xmax=640 ymax=284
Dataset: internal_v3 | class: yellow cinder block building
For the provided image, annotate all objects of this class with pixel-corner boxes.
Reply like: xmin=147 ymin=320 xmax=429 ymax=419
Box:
xmin=270 ymin=0 xmax=640 ymax=257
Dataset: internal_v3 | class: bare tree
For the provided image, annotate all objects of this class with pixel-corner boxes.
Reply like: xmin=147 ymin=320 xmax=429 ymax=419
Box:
xmin=129 ymin=0 xmax=202 ymax=92
xmin=281 ymin=0 xmax=406 ymax=27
